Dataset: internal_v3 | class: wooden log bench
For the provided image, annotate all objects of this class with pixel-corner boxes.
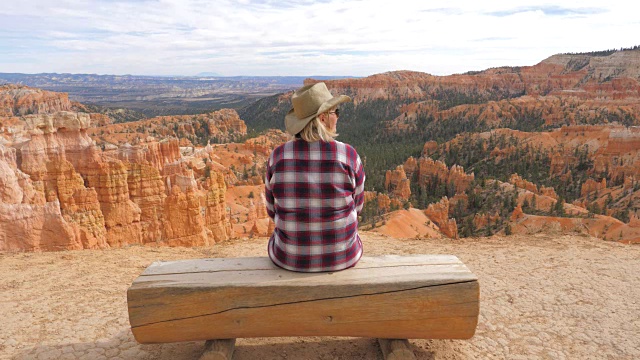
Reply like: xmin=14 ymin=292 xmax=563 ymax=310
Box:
xmin=127 ymin=254 xmax=479 ymax=359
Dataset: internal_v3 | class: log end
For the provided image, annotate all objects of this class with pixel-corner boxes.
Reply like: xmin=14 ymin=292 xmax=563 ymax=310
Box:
xmin=199 ymin=339 xmax=236 ymax=360
xmin=378 ymin=338 xmax=417 ymax=360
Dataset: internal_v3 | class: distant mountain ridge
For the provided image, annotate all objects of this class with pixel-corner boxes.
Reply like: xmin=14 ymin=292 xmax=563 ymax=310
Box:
xmin=196 ymin=72 xmax=223 ymax=77
xmin=240 ymin=47 xmax=640 ymax=135
xmin=0 ymin=72 xmax=357 ymax=117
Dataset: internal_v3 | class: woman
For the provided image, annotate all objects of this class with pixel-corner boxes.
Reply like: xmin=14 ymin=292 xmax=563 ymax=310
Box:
xmin=265 ymin=82 xmax=365 ymax=272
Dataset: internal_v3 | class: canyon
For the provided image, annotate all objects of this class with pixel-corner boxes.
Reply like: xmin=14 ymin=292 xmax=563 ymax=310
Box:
xmin=238 ymin=47 xmax=640 ymax=243
xmin=2 ymin=47 xmax=640 ymax=251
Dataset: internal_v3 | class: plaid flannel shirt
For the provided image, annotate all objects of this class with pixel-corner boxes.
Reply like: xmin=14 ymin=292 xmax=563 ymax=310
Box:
xmin=265 ymin=139 xmax=365 ymax=272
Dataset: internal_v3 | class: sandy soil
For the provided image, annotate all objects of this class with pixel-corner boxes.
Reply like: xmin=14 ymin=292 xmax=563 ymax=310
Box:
xmin=1 ymin=232 xmax=638 ymax=360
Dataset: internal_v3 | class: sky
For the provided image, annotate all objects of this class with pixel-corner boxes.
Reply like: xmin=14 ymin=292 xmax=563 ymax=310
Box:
xmin=1 ymin=0 xmax=639 ymax=77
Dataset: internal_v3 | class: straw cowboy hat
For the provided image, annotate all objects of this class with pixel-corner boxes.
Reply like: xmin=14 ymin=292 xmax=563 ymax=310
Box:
xmin=284 ymin=82 xmax=351 ymax=135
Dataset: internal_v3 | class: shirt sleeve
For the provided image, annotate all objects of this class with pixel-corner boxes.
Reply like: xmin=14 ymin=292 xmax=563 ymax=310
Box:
xmin=353 ymin=153 xmax=366 ymax=215
xmin=264 ymin=155 xmax=275 ymax=220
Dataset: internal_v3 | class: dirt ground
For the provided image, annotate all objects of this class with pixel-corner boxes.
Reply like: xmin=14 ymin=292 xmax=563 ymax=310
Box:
xmin=1 ymin=232 xmax=638 ymax=360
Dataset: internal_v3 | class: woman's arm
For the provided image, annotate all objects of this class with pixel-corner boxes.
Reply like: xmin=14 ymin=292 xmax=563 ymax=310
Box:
xmin=354 ymin=154 xmax=365 ymax=215
xmin=264 ymin=157 xmax=275 ymax=220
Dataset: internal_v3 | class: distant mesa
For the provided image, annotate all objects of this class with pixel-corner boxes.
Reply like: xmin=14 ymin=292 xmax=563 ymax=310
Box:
xmin=196 ymin=72 xmax=223 ymax=77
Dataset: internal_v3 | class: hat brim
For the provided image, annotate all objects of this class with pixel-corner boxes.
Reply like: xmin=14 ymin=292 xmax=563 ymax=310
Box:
xmin=284 ymin=95 xmax=351 ymax=136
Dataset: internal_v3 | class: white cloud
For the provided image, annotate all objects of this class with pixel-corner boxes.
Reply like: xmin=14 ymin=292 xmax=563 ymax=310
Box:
xmin=0 ymin=0 xmax=638 ymax=76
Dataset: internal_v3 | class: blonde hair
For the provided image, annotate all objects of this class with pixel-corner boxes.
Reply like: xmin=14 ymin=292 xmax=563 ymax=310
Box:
xmin=298 ymin=110 xmax=338 ymax=142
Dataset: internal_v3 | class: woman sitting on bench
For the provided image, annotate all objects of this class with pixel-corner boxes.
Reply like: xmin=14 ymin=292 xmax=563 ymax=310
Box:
xmin=264 ymin=82 xmax=366 ymax=272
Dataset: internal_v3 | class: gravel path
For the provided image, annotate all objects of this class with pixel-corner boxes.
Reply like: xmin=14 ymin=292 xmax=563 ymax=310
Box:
xmin=1 ymin=233 xmax=638 ymax=360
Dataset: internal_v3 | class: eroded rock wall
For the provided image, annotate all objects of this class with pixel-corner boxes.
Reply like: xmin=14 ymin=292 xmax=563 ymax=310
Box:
xmin=0 ymin=108 xmax=237 ymax=251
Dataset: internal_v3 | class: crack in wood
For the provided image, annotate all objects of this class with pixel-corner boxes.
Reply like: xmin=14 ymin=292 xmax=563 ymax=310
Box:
xmin=131 ymin=279 xmax=477 ymax=328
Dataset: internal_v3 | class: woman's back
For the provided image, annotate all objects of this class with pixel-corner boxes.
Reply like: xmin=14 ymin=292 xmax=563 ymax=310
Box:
xmin=265 ymin=139 xmax=365 ymax=272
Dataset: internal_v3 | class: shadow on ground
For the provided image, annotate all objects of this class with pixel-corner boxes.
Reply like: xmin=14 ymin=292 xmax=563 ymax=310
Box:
xmin=13 ymin=329 xmax=437 ymax=360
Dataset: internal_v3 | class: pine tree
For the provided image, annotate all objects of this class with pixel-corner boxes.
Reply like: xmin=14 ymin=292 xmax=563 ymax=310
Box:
xmin=505 ymin=223 xmax=512 ymax=235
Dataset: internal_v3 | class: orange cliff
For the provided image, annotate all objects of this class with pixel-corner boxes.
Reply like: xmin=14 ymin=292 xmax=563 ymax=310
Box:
xmin=424 ymin=197 xmax=459 ymax=239
xmin=581 ymin=178 xmax=607 ymax=197
xmin=311 ymin=50 xmax=640 ymax=107
xmin=486 ymin=126 xmax=640 ymax=185
xmin=0 ymin=84 xmax=74 ymax=117
xmin=9 ymin=111 xmax=139 ymax=249
xmin=0 ymin=109 xmax=237 ymax=251
xmin=495 ymin=178 xmax=640 ymax=243
xmin=0 ymin=83 xmax=255 ymax=252
xmin=404 ymin=156 xmax=474 ymax=195
xmin=510 ymin=173 xmax=557 ymax=200
xmin=363 ymin=191 xmax=402 ymax=214
xmin=336 ymin=52 xmax=640 ymax=135
xmin=380 ymin=156 xmax=468 ymax=239
xmin=384 ymin=165 xmax=411 ymax=200
xmin=385 ymin=93 xmax=640 ymax=135
xmin=88 ymin=108 xmax=247 ymax=147
xmin=0 ymin=142 xmax=99 ymax=252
